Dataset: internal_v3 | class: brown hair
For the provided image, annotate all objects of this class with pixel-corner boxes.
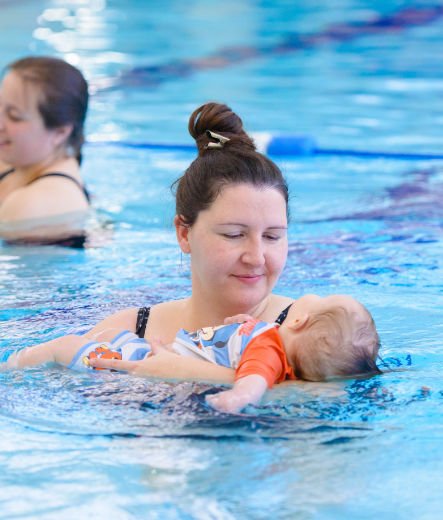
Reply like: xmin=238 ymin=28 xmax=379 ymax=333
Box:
xmin=290 ymin=305 xmax=381 ymax=382
xmin=173 ymin=102 xmax=289 ymax=225
xmin=7 ymin=56 xmax=89 ymax=164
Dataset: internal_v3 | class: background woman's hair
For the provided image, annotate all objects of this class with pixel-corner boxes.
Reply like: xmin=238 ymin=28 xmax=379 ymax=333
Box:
xmin=8 ymin=56 xmax=89 ymax=164
xmin=173 ymin=102 xmax=289 ymax=225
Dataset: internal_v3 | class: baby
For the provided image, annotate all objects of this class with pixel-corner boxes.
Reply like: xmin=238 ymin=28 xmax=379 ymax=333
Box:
xmin=1 ymin=294 xmax=380 ymax=413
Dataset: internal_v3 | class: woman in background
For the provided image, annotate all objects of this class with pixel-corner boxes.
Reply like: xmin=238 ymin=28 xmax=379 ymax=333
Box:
xmin=0 ymin=56 xmax=90 ymax=245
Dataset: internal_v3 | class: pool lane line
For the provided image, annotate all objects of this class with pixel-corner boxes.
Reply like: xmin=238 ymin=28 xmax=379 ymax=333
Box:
xmin=87 ymin=135 xmax=443 ymax=160
xmin=91 ymin=4 xmax=443 ymax=92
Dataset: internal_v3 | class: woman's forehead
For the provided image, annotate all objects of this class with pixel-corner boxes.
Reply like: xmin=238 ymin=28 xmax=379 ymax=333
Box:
xmin=1 ymin=71 xmax=40 ymax=111
xmin=212 ymin=183 xmax=286 ymax=212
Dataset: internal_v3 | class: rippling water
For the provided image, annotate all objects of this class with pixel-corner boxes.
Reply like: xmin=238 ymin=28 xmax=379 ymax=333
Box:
xmin=1 ymin=1 xmax=443 ymax=518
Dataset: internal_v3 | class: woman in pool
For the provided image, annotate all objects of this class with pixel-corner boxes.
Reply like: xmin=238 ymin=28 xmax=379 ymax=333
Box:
xmin=0 ymin=56 xmax=90 ymax=245
xmin=17 ymin=101 xmax=293 ymax=381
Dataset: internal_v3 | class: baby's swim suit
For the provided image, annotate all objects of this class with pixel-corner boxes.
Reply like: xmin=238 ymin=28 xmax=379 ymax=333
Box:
xmin=68 ymin=330 xmax=149 ymax=371
xmin=69 ymin=323 xmax=276 ymax=372
xmin=173 ymin=320 xmax=295 ymax=387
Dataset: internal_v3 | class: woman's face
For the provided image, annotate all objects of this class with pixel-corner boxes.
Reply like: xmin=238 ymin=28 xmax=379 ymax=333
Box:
xmin=180 ymin=183 xmax=288 ymax=314
xmin=0 ymin=71 xmax=65 ymax=167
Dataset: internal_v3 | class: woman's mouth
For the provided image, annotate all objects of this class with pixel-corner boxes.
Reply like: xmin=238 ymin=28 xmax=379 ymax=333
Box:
xmin=232 ymin=274 xmax=264 ymax=284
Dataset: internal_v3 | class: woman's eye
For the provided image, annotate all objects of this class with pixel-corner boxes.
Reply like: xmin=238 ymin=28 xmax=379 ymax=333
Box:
xmin=6 ymin=109 xmax=23 ymax=122
xmin=264 ymin=234 xmax=280 ymax=241
xmin=222 ymin=233 xmax=243 ymax=239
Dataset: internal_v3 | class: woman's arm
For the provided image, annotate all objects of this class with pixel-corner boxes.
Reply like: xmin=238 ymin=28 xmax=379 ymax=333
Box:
xmin=88 ymin=346 xmax=235 ymax=383
xmin=3 ymin=334 xmax=86 ymax=368
xmin=3 ymin=309 xmax=138 ymax=369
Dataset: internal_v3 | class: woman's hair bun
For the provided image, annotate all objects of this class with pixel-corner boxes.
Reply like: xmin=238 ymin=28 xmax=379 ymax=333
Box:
xmin=188 ymin=102 xmax=256 ymax=155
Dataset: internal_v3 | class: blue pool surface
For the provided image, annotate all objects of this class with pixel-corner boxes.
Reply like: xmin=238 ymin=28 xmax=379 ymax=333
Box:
xmin=0 ymin=1 xmax=442 ymax=518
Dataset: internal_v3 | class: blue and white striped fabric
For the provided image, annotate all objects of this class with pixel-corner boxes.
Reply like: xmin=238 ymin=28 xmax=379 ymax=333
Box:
xmin=68 ymin=330 xmax=150 ymax=371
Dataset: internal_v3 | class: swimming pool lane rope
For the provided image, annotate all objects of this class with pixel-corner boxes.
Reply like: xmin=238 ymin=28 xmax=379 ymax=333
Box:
xmin=91 ymin=4 xmax=443 ymax=92
xmin=88 ymin=4 xmax=443 ymax=161
xmin=87 ymin=134 xmax=443 ymax=161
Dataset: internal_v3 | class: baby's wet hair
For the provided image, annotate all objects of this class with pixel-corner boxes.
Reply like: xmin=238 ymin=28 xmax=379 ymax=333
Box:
xmin=291 ymin=304 xmax=381 ymax=382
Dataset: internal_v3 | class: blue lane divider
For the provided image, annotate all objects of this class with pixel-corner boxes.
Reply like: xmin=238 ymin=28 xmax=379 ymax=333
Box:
xmin=91 ymin=5 xmax=443 ymax=92
xmin=87 ymin=135 xmax=443 ymax=160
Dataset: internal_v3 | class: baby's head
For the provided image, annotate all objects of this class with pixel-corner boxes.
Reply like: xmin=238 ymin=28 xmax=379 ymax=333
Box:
xmin=279 ymin=294 xmax=381 ymax=381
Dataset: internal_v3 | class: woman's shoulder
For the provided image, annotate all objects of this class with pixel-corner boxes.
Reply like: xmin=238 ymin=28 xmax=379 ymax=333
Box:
xmin=145 ymin=299 xmax=189 ymax=342
xmin=1 ymin=162 xmax=88 ymax=220
xmin=87 ymin=307 xmax=140 ymax=336
xmin=29 ymin=163 xmax=88 ymax=209
xmin=262 ymin=294 xmax=295 ymax=322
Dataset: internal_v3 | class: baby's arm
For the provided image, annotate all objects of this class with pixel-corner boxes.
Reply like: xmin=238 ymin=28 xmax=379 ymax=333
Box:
xmin=206 ymin=374 xmax=268 ymax=413
xmin=206 ymin=325 xmax=285 ymax=413
xmin=3 ymin=335 xmax=93 ymax=369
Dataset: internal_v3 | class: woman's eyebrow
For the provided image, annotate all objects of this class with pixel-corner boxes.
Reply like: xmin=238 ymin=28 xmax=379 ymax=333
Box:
xmin=217 ymin=223 xmax=288 ymax=230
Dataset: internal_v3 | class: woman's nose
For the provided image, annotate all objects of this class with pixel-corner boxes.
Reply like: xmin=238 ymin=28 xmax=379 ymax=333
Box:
xmin=241 ymin=238 xmax=265 ymax=266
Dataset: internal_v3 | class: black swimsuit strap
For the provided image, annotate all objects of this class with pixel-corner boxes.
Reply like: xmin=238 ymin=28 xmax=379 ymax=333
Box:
xmin=0 ymin=168 xmax=15 ymax=182
xmin=31 ymin=172 xmax=91 ymax=203
xmin=275 ymin=304 xmax=293 ymax=325
xmin=136 ymin=303 xmax=291 ymax=337
xmin=136 ymin=306 xmax=151 ymax=338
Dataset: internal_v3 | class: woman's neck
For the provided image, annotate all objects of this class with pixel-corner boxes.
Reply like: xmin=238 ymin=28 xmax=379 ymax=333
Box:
xmin=185 ymin=294 xmax=273 ymax=329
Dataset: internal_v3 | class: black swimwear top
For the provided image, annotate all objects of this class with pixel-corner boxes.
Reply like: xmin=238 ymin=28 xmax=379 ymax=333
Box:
xmin=0 ymin=168 xmax=91 ymax=203
xmin=135 ymin=303 xmax=293 ymax=338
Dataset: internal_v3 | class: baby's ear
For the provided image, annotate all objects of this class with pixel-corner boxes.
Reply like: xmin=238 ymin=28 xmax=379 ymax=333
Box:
xmin=287 ymin=314 xmax=309 ymax=331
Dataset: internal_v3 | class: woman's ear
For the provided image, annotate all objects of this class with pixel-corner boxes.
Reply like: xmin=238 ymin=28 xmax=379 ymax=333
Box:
xmin=174 ymin=215 xmax=191 ymax=253
xmin=52 ymin=124 xmax=74 ymax=148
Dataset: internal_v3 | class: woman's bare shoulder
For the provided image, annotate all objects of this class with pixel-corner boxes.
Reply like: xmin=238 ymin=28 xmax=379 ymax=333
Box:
xmin=146 ymin=299 xmax=189 ymax=342
xmin=0 ymin=182 xmax=87 ymax=222
xmin=261 ymin=294 xmax=295 ymax=322
xmin=87 ymin=307 xmax=140 ymax=336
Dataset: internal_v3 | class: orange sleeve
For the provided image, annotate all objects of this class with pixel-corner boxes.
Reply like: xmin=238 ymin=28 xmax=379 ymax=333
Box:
xmin=235 ymin=327 xmax=295 ymax=388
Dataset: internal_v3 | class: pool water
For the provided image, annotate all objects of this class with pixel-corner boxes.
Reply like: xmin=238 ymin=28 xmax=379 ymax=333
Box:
xmin=1 ymin=1 xmax=443 ymax=518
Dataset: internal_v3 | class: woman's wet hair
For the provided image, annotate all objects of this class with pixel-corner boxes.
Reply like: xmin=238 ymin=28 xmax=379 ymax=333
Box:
xmin=7 ymin=56 xmax=89 ymax=164
xmin=172 ymin=102 xmax=289 ymax=225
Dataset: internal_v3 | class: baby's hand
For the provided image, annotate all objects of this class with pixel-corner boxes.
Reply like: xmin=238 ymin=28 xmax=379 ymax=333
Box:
xmin=206 ymin=389 xmax=247 ymax=414
xmin=224 ymin=314 xmax=254 ymax=325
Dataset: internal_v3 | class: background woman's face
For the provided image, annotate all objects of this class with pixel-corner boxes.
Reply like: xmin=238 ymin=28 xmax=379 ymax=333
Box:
xmin=0 ymin=71 xmax=61 ymax=167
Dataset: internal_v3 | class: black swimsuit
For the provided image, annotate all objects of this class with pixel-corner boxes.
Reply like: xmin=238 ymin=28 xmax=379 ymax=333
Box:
xmin=0 ymin=168 xmax=14 ymax=182
xmin=0 ymin=169 xmax=91 ymax=248
xmin=135 ymin=304 xmax=293 ymax=338
xmin=0 ymin=168 xmax=91 ymax=203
